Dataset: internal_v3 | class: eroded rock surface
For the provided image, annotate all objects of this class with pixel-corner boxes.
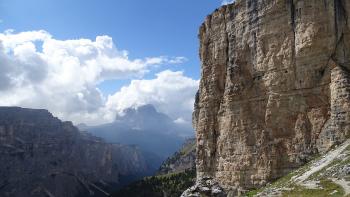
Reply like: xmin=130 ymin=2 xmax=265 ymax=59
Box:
xmin=0 ymin=107 xmax=152 ymax=197
xmin=191 ymin=0 xmax=350 ymax=195
xmin=181 ymin=177 xmax=226 ymax=197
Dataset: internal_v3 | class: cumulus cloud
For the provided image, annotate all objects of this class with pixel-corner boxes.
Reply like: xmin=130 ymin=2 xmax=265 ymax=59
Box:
xmin=106 ymin=70 xmax=199 ymax=124
xmin=0 ymin=30 xmax=198 ymax=125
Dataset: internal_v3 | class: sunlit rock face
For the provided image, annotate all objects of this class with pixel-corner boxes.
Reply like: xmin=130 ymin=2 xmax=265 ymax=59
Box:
xmin=192 ymin=0 xmax=350 ymax=194
xmin=0 ymin=107 xmax=152 ymax=197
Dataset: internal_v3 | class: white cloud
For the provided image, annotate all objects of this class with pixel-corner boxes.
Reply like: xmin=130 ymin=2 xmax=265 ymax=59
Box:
xmin=145 ymin=56 xmax=187 ymax=65
xmin=221 ymin=0 xmax=235 ymax=5
xmin=106 ymin=70 xmax=199 ymax=123
xmin=0 ymin=30 xmax=197 ymax=125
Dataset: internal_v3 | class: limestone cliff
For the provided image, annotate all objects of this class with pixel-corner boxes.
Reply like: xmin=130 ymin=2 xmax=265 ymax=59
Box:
xmin=192 ymin=0 xmax=350 ymax=195
xmin=0 ymin=107 xmax=152 ymax=197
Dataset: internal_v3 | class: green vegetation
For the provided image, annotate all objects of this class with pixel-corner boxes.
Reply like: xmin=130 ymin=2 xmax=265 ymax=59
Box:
xmin=112 ymin=169 xmax=195 ymax=197
xmin=267 ymin=162 xmax=312 ymax=189
xmin=158 ymin=138 xmax=195 ymax=175
xmin=308 ymin=145 xmax=350 ymax=181
xmin=281 ymin=179 xmax=344 ymax=197
xmin=179 ymin=140 xmax=195 ymax=156
xmin=245 ymin=142 xmax=350 ymax=197
xmin=245 ymin=189 xmax=260 ymax=197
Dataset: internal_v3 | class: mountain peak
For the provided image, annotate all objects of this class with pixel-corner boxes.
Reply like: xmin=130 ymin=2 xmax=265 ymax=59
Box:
xmin=118 ymin=104 xmax=158 ymax=119
xmin=115 ymin=104 xmax=173 ymax=129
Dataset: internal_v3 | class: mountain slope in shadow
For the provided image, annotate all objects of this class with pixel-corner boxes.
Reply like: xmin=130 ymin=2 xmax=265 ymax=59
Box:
xmin=81 ymin=104 xmax=194 ymax=169
xmin=0 ymin=107 xmax=154 ymax=197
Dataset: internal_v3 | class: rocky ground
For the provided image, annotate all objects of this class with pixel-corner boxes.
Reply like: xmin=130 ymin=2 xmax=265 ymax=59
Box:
xmin=246 ymin=140 xmax=350 ymax=197
xmin=181 ymin=176 xmax=226 ymax=197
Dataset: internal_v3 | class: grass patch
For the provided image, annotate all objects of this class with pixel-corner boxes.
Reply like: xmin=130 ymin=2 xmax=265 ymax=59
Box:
xmin=344 ymin=144 xmax=350 ymax=152
xmin=247 ymin=160 xmax=314 ymax=196
xmin=247 ymin=143 xmax=350 ymax=196
xmin=272 ymin=171 xmax=297 ymax=188
xmin=307 ymin=159 xmax=340 ymax=181
xmin=308 ymin=146 xmax=350 ymax=181
xmin=245 ymin=189 xmax=260 ymax=197
xmin=281 ymin=179 xmax=344 ymax=197
xmin=180 ymin=142 xmax=195 ymax=156
xmin=270 ymin=161 xmax=315 ymax=188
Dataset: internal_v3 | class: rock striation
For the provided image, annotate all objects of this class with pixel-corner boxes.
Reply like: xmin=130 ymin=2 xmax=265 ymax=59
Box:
xmin=190 ymin=0 xmax=350 ymax=195
xmin=0 ymin=107 xmax=152 ymax=197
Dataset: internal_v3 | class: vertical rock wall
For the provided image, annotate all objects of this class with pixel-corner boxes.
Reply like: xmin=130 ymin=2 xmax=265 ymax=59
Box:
xmin=194 ymin=0 xmax=350 ymax=194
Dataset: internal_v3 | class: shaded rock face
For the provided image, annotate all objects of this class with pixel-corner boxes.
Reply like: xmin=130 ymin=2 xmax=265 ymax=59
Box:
xmin=157 ymin=138 xmax=196 ymax=175
xmin=112 ymin=139 xmax=197 ymax=197
xmin=193 ymin=0 xmax=350 ymax=194
xmin=0 ymin=107 xmax=152 ymax=197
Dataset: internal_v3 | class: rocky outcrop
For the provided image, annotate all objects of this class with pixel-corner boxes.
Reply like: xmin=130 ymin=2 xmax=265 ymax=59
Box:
xmin=0 ymin=107 xmax=152 ymax=197
xmin=256 ymin=139 xmax=350 ymax=196
xmin=181 ymin=177 xmax=226 ymax=197
xmin=191 ymin=0 xmax=350 ymax=195
xmin=157 ymin=138 xmax=196 ymax=175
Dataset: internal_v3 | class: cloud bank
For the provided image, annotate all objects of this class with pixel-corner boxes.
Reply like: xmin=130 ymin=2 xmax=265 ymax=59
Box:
xmin=106 ymin=70 xmax=198 ymax=123
xmin=0 ymin=30 xmax=198 ymax=125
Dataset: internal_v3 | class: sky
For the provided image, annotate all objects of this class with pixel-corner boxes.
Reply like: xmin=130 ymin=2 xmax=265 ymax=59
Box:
xmin=0 ymin=0 xmax=234 ymax=126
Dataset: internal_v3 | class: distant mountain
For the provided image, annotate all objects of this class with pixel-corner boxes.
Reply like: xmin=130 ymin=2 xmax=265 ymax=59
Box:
xmin=81 ymin=105 xmax=194 ymax=165
xmin=113 ymin=104 xmax=193 ymax=138
xmin=0 ymin=107 xmax=155 ymax=197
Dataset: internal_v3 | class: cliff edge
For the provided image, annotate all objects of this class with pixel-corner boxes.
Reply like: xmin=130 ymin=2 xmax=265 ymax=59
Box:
xmin=188 ymin=0 xmax=350 ymax=195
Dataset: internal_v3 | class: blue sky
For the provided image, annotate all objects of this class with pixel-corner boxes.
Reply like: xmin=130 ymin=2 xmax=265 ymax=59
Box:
xmin=0 ymin=0 xmax=230 ymax=125
xmin=0 ymin=0 xmax=223 ymax=92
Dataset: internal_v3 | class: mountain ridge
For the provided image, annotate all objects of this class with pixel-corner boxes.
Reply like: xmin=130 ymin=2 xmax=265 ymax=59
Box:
xmin=0 ymin=107 xmax=154 ymax=197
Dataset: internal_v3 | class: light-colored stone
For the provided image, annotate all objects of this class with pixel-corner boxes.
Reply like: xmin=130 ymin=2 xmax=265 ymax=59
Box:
xmin=181 ymin=177 xmax=226 ymax=197
xmin=192 ymin=0 xmax=350 ymax=194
